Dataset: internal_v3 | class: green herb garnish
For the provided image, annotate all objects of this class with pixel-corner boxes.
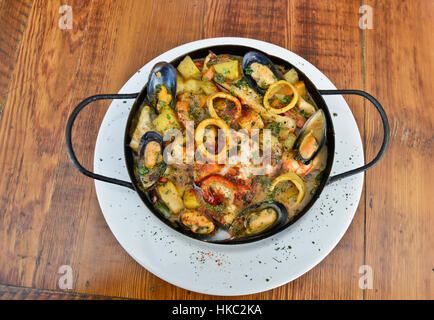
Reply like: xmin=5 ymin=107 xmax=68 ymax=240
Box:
xmin=280 ymin=95 xmax=291 ymax=104
xmin=215 ymin=73 xmax=225 ymax=83
xmin=231 ymin=78 xmax=249 ymax=89
xmin=244 ymin=66 xmax=254 ymax=75
xmin=138 ymin=167 xmax=149 ymax=175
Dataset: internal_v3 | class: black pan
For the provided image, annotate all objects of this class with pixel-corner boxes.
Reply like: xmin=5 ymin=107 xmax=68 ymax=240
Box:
xmin=66 ymin=44 xmax=389 ymax=244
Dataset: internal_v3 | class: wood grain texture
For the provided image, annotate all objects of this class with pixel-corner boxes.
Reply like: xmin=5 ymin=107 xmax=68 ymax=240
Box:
xmin=0 ymin=0 xmax=33 ymax=116
xmin=0 ymin=284 xmax=120 ymax=300
xmin=0 ymin=0 xmax=93 ymax=287
xmin=363 ymin=0 xmax=434 ymax=299
xmin=0 ymin=0 xmax=432 ymax=300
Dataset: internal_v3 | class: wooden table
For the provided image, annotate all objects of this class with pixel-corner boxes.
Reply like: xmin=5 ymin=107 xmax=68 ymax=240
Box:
xmin=0 ymin=0 xmax=432 ymax=300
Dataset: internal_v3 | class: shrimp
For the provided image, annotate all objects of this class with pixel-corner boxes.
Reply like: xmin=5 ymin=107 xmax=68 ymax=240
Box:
xmin=202 ymin=66 xmax=215 ymax=81
xmin=176 ymin=101 xmax=190 ymax=128
xmin=281 ymin=151 xmax=313 ymax=176
xmin=193 ymin=163 xmax=224 ymax=182
xmin=200 ymin=175 xmax=251 ymax=226
xmin=200 ymin=175 xmax=250 ymax=206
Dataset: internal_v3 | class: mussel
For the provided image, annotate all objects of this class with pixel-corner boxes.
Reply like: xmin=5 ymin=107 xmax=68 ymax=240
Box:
xmin=293 ymin=109 xmax=327 ymax=164
xmin=136 ymin=131 xmax=167 ymax=189
xmin=146 ymin=62 xmax=177 ymax=113
xmin=230 ymin=201 xmax=288 ymax=238
xmin=178 ymin=210 xmax=216 ymax=238
xmin=241 ymin=51 xmax=284 ymax=95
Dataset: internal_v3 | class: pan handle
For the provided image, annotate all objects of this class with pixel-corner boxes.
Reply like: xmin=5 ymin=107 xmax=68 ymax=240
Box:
xmin=65 ymin=93 xmax=139 ymax=190
xmin=319 ymin=89 xmax=390 ymax=185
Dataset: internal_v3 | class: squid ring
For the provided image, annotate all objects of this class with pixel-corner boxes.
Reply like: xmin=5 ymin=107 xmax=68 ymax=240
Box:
xmin=195 ymin=118 xmax=232 ymax=162
xmin=270 ymin=172 xmax=306 ymax=205
xmin=264 ymin=80 xmax=299 ymax=114
xmin=207 ymin=92 xmax=242 ymax=123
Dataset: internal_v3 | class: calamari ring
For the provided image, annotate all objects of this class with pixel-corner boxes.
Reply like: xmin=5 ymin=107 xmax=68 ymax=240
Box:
xmin=270 ymin=172 xmax=306 ymax=205
xmin=207 ymin=92 xmax=242 ymax=123
xmin=195 ymin=118 xmax=232 ymax=162
xmin=263 ymin=80 xmax=299 ymax=114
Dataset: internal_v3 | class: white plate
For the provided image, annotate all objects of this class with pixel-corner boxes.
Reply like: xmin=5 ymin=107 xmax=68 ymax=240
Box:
xmin=93 ymin=38 xmax=364 ymax=296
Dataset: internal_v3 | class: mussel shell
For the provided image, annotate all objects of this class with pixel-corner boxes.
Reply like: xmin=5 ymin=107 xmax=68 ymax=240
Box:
xmin=175 ymin=212 xmax=218 ymax=240
xmin=230 ymin=201 xmax=288 ymax=238
xmin=137 ymin=131 xmax=167 ymax=189
xmin=241 ymin=51 xmax=284 ymax=96
xmin=146 ymin=62 xmax=177 ymax=112
xmin=293 ymin=109 xmax=327 ymax=164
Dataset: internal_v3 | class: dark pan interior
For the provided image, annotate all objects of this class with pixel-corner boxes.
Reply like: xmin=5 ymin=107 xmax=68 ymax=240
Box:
xmin=124 ymin=44 xmax=335 ymax=244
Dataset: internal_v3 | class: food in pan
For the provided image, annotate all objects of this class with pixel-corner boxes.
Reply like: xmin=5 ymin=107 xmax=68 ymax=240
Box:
xmin=128 ymin=51 xmax=327 ymax=240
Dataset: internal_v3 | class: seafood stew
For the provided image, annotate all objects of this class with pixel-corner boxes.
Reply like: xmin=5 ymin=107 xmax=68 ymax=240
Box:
xmin=126 ymin=50 xmax=332 ymax=243
xmin=66 ymin=42 xmax=388 ymax=245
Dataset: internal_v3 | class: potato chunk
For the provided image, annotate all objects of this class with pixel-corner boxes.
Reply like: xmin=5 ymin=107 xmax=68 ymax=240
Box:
xmin=157 ymin=181 xmax=185 ymax=214
xmin=213 ymin=60 xmax=239 ymax=80
xmin=152 ymin=106 xmax=182 ymax=134
xmin=200 ymin=80 xmax=218 ymax=95
xmin=283 ymin=68 xmax=299 ymax=84
xmin=183 ymin=188 xmax=200 ymax=209
xmin=176 ymin=71 xmax=185 ymax=94
xmin=182 ymin=79 xmax=203 ymax=94
xmin=293 ymin=81 xmax=307 ymax=97
xmin=177 ymin=55 xmax=201 ymax=79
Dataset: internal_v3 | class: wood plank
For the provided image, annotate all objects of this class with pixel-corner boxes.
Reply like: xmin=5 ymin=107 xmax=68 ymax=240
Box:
xmin=0 ymin=284 xmax=119 ymax=300
xmin=0 ymin=0 xmax=93 ymax=287
xmin=364 ymin=0 xmax=434 ymax=299
xmin=203 ymin=0 xmax=289 ymax=48
xmin=0 ymin=0 xmax=33 ymax=114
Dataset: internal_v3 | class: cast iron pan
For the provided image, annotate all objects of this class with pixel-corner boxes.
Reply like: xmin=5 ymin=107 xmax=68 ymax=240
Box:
xmin=65 ymin=45 xmax=389 ymax=244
